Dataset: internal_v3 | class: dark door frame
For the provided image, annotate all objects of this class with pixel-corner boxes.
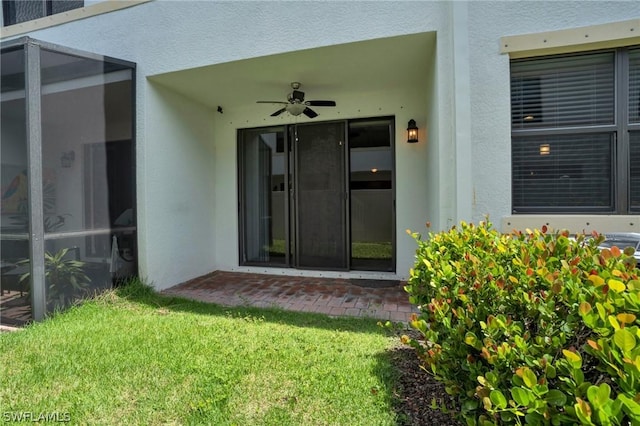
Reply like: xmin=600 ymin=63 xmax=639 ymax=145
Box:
xmin=238 ymin=116 xmax=395 ymax=272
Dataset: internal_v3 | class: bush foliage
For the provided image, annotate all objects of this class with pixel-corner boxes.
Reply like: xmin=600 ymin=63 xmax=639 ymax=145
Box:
xmin=403 ymin=220 xmax=640 ymax=425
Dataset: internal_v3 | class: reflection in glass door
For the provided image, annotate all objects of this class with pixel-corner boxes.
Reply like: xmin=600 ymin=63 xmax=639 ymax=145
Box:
xmin=238 ymin=128 xmax=288 ymax=265
xmin=349 ymin=119 xmax=394 ymax=271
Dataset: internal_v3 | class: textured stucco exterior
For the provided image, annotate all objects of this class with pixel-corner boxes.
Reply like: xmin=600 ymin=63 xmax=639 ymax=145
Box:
xmin=2 ymin=1 xmax=639 ymax=290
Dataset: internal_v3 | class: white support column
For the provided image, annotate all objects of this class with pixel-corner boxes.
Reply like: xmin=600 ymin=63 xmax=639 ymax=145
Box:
xmin=452 ymin=2 xmax=474 ymax=222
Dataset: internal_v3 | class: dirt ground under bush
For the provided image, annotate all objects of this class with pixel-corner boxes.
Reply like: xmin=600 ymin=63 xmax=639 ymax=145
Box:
xmin=389 ymin=338 xmax=463 ymax=426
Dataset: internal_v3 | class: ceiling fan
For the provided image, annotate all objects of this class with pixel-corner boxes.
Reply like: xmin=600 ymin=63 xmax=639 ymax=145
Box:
xmin=256 ymin=82 xmax=336 ymax=118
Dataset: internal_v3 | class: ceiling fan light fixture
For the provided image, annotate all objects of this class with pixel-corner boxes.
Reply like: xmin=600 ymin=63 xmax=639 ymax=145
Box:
xmin=257 ymin=82 xmax=336 ymax=119
xmin=287 ymin=104 xmax=306 ymax=116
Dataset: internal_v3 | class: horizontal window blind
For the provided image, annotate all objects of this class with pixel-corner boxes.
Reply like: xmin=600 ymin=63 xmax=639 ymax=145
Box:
xmin=511 ymin=53 xmax=615 ymax=129
xmin=630 ymin=132 xmax=640 ymax=210
xmin=50 ymin=0 xmax=83 ymax=15
xmin=2 ymin=1 xmax=84 ymax=27
xmin=3 ymin=1 xmax=46 ymax=26
xmin=509 ymin=48 xmax=640 ymax=214
xmin=512 ymin=134 xmax=612 ymax=211
xmin=630 ymin=49 xmax=640 ymax=124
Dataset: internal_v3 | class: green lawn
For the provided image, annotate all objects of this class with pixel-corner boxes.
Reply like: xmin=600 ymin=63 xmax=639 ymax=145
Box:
xmin=0 ymin=281 xmax=401 ymax=425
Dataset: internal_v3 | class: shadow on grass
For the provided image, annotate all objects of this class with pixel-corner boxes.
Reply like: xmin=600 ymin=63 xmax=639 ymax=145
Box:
xmin=2 ymin=279 xmax=447 ymax=425
xmin=111 ymin=279 xmax=463 ymax=425
xmin=111 ymin=277 xmax=397 ymax=335
xmin=111 ymin=278 xmax=418 ymax=422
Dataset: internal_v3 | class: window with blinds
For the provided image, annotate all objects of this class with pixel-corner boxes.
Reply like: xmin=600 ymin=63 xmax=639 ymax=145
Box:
xmin=510 ymin=47 xmax=640 ymax=213
xmin=631 ymin=49 xmax=640 ymax=124
xmin=2 ymin=0 xmax=83 ymax=26
xmin=629 ymin=48 xmax=640 ymax=211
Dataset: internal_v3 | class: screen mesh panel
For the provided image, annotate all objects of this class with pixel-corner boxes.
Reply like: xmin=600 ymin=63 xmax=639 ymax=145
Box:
xmin=296 ymin=122 xmax=346 ymax=269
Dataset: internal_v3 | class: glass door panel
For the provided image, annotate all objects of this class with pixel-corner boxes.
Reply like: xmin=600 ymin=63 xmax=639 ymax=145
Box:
xmin=295 ymin=122 xmax=347 ymax=269
xmin=239 ymin=128 xmax=288 ymax=265
xmin=349 ymin=119 xmax=394 ymax=271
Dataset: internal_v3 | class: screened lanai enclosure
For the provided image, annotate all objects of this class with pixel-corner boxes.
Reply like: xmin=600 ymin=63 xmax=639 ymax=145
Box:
xmin=0 ymin=38 xmax=137 ymax=324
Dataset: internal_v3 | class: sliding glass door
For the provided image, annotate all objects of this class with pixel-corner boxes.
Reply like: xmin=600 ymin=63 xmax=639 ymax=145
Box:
xmin=238 ymin=117 xmax=394 ymax=272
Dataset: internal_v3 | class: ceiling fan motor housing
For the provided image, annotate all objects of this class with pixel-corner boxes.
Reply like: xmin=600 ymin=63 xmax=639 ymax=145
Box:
xmin=290 ymin=90 xmax=305 ymax=102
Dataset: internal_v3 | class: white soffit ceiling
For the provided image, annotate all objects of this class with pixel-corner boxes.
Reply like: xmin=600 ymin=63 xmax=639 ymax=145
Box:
xmin=148 ymin=32 xmax=435 ymax=111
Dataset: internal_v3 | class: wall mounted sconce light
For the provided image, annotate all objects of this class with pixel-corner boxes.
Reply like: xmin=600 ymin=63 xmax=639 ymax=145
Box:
xmin=539 ymin=144 xmax=550 ymax=156
xmin=407 ymin=119 xmax=419 ymax=143
xmin=61 ymin=151 xmax=75 ymax=168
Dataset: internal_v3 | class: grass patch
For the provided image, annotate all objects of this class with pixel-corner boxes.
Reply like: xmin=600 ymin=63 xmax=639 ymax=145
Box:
xmin=0 ymin=280 xmax=401 ymax=425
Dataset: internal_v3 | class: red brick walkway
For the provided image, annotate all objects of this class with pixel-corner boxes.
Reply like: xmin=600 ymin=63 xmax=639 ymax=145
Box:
xmin=161 ymin=271 xmax=418 ymax=322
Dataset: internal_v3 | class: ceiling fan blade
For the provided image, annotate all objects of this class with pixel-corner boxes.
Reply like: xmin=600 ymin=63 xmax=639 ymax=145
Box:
xmin=306 ymin=100 xmax=336 ymax=107
xmin=303 ymin=107 xmax=318 ymax=118
xmin=271 ymin=108 xmax=286 ymax=117
xmin=257 ymin=101 xmax=288 ymax=104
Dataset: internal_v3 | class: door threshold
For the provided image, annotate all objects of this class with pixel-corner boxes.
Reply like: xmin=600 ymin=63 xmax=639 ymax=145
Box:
xmin=230 ymin=266 xmax=404 ymax=281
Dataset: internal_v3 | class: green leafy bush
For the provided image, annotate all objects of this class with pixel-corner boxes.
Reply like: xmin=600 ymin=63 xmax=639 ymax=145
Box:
xmin=18 ymin=248 xmax=91 ymax=310
xmin=403 ymin=220 xmax=640 ymax=425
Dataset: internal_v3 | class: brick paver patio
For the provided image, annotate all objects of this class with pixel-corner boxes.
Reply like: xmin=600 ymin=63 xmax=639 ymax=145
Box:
xmin=162 ymin=271 xmax=418 ymax=322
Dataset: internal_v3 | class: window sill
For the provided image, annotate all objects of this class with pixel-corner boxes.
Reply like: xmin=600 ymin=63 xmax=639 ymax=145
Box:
xmin=1 ymin=0 xmax=152 ymax=39
xmin=501 ymin=18 xmax=640 ymax=59
xmin=501 ymin=214 xmax=640 ymax=234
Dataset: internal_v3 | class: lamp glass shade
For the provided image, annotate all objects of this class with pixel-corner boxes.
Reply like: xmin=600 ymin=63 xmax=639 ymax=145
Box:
xmin=407 ymin=119 xmax=418 ymax=143
xmin=539 ymin=144 xmax=550 ymax=155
